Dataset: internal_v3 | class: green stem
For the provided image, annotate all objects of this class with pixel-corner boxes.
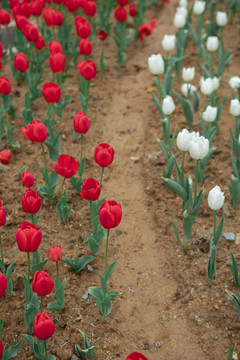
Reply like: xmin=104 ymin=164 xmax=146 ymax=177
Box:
xmin=61 ymin=178 xmax=66 ymax=194
xmin=44 ymin=340 xmax=48 ymax=360
xmin=80 ymin=135 xmax=83 ymax=161
xmin=41 ymin=296 xmax=44 ymax=312
xmin=89 ymin=201 xmax=94 ymax=231
xmin=105 ymin=229 xmax=110 ymax=278
xmin=182 ymin=151 xmax=185 ymax=180
xmin=5 ymin=109 xmax=10 ymax=128
xmin=40 ymin=143 xmax=47 ymax=173
xmin=208 ymin=278 xmax=212 ymax=287
xmin=52 ymin=105 xmax=55 ymax=130
xmin=27 ymin=252 xmax=30 ymax=282
xmin=213 ymin=210 xmax=216 ymax=245
xmin=100 ymin=168 xmax=104 ymax=187
xmin=56 ymin=261 xmax=59 ymax=279
xmin=0 ymin=233 xmax=3 ymax=264
xmin=194 ymin=160 xmax=199 ymax=201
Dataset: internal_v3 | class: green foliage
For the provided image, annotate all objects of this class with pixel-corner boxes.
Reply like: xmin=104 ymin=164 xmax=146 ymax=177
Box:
xmin=38 ymin=169 xmax=60 ymax=203
xmin=229 ymin=252 xmax=240 ymax=287
xmin=48 ymin=278 xmax=67 ymax=312
xmin=75 ymin=330 xmax=95 ymax=359
xmin=61 ymin=255 xmax=95 ymax=275
xmin=23 ymin=275 xmax=40 ymax=334
xmin=56 ymin=190 xmax=72 ymax=224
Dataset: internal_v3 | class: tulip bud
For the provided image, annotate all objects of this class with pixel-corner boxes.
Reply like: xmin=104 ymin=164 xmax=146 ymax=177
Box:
xmin=162 ymin=95 xmax=175 ymax=115
xmin=79 ymin=177 xmax=101 ymax=201
xmin=181 ymin=83 xmax=197 ymax=97
xmin=148 ymin=54 xmax=164 ymax=75
xmin=216 ymin=11 xmax=227 ymax=26
xmin=42 ymin=82 xmax=61 ymax=104
xmin=22 ymin=171 xmax=35 ymax=188
xmin=0 ymin=149 xmax=11 ymax=164
xmin=77 ymin=60 xmax=97 ymax=80
xmin=73 ymin=112 xmax=90 ymax=134
xmin=14 ymin=52 xmax=29 ymax=73
xmin=182 ymin=67 xmax=195 ymax=82
xmin=94 ymin=143 xmax=114 ymax=168
xmin=16 ymin=222 xmax=42 ymax=252
xmin=33 ymin=312 xmax=55 ymax=340
xmin=126 ymin=353 xmax=149 ymax=360
xmin=22 ymin=189 xmax=42 ymax=214
xmin=79 ymin=38 xmax=93 ymax=56
xmin=32 ymin=270 xmax=54 ymax=296
xmin=49 ymin=53 xmax=65 ymax=73
xmin=114 ymin=7 xmax=127 ymax=23
xmin=200 ymin=77 xmax=214 ymax=95
xmin=179 ymin=0 xmax=188 ymax=8
xmin=176 ymin=6 xmax=188 ymax=17
xmin=176 ymin=128 xmax=191 ymax=151
xmin=202 ymin=106 xmax=217 ymax=122
xmin=206 ymin=36 xmax=219 ymax=52
xmin=174 ymin=12 xmax=187 ymax=27
xmin=208 ymin=185 xmax=225 ymax=210
xmin=192 ymin=1 xmax=205 ymax=15
xmin=212 ymin=77 xmax=219 ymax=92
xmin=229 ymin=76 xmax=240 ymax=90
xmin=189 ymin=136 xmax=209 ymax=160
xmin=230 ymin=99 xmax=240 ymax=117
xmin=98 ymin=30 xmax=108 ymax=41
xmin=129 ymin=2 xmax=137 ymax=17
xmin=99 ymin=200 xmax=122 ymax=229
xmin=161 ymin=35 xmax=175 ymax=52
xmin=0 ymin=77 xmax=11 ymax=95
xmin=0 ymin=273 xmax=7 ymax=298
xmin=0 ymin=201 xmax=6 ymax=226
xmin=48 ymin=245 xmax=62 ymax=262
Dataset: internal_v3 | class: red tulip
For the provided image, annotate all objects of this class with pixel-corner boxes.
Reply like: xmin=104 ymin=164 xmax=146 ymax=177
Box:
xmin=0 ymin=9 xmax=11 ymax=25
xmin=53 ymin=0 xmax=64 ymax=4
xmin=0 ymin=77 xmax=11 ymax=95
xmin=64 ymin=0 xmax=83 ymax=13
xmin=22 ymin=171 xmax=35 ymax=188
xmin=77 ymin=60 xmax=96 ymax=80
xmin=114 ymin=7 xmax=127 ymax=23
xmin=75 ymin=16 xmax=91 ymax=38
xmin=0 ymin=201 xmax=6 ymax=226
xmin=0 ymin=149 xmax=11 ymax=164
xmin=21 ymin=120 xmax=47 ymax=143
xmin=55 ymin=10 xmax=64 ymax=26
xmin=31 ymin=0 xmax=45 ymax=16
xmin=48 ymin=245 xmax=62 ymax=262
xmin=20 ymin=1 xmax=32 ymax=18
xmin=14 ymin=15 xmax=28 ymax=31
xmin=23 ymin=23 xmax=39 ymax=42
xmin=49 ymin=52 xmax=65 ymax=73
xmin=80 ymin=177 xmax=101 ymax=201
xmin=32 ymin=271 xmax=54 ymax=296
xmin=16 ymin=221 xmax=42 ymax=252
xmin=138 ymin=19 xmax=156 ymax=41
xmin=33 ymin=312 xmax=55 ymax=340
xmin=34 ymin=35 xmax=46 ymax=50
xmin=49 ymin=40 xmax=62 ymax=54
xmin=0 ymin=43 xmax=3 ymax=59
xmin=42 ymin=82 xmax=61 ymax=104
xmin=117 ymin=0 xmax=128 ymax=5
xmin=84 ymin=0 xmax=96 ymax=17
xmin=79 ymin=38 xmax=92 ymax=56
xmin=52 ymin=154 xmax=79 ymax=179
xmin=129 ymin=2 xmax=137 ymax=17
xmin=73 ymin=112 xmax=90 ymax=134
xmin=14 ymin=52 xmax=29 ymax=73
xmin=22 ymin=189 xmax=42 ymax=214
xmin=0 ymin=273 xmax=7 ymax=298
xmin=126 ymin=353 xmax=149 ymax=360
xmin=98 ymin=30 xmax=108 ymax=41
xmin=43 ymin=8 xmax=64 ymax=26
xmin=98 ymin=200 xmax=122 ymax=229
xmin=0 ymin=338 xmax=3 ymax=359
xmin=94 ymin=143 xmax=114 ymax=168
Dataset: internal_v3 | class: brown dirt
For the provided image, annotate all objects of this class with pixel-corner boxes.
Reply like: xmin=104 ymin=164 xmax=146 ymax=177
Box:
xmin=0 ymin=1 xmax=240 ymax=360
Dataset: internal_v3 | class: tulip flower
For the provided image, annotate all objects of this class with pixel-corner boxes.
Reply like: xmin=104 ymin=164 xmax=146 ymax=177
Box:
xmin=48 ymin=245 xmax=62 ymax=278
xmin=181 ymin=83 xmax=196 ymax=97
xmin=206 ymin=36 xmax=219 ymax=52
xmin=84 ymin=0 xmax=96 ymax=17
xmin=202 ymin=106 xmax=217 ymax=123
xmin=200 ymin=77 xmax=215 ymax=95
xmin=0 ymin=43 xmax=3 ymax=59
xmin=177 ymin=128 xmax=191 ymax=152
xmin=73 ymin=112 xmax=90 ymax=160
xmin=161 ymin=35 xmax=175 ymax=52
xmin=117 ymin=0 xmax=129 ymax=5
xmin=0 ymin=273 xmax=7 ymax=298
xmin=182 ymin=67 xmax=195 ymax=82
xmin=52 ymin=154 xmax=79 ymax=179
xmin=21 ymin=120 xmax=47 ymax=143
xmin=0 ymin=149 xmax=11 ymax=164
xmin=208 ymin=186 xmax=225 ymax=211
xmin=0 ymin=201 xmax=6 ymax=263
xmin=0 ymin=77 xmax=11 ymax=95
xmin=98 ymin=30 xmax=108 ymax=41
xmin=192 ymin=1 xmax=205 ymax=15
xmin=31 ymin=0 xmax=45 ymax=17
xmin=14 ymin=52 xmax=29 ymax=73
xmin=34 ymin=35 xmax=46 ymax=50
xmin=230 ymin=99 xmax=240 ymax=117
xmin=80 ymin=177 xmax=101 ymax=201
xmin=148 ymin=54 xmax=164 ymax=75
xmin=79 ymin=38 xmax=93 ymax=56
xmin=0 ymin=10 xmax=11 ymax=25
xmin=75 ymin=16 xmax=91 ymax=38
xmin=42 ymin=82 xmax=61 ymax=104
xmin=126 ymin=353 xmax=149 ymax=360
xmin=189 ymin=135 xmax=209 ymax=160
xmin=15 ymin=15 xmax=28 ymax=31
xmin=77 ymin=60 xmax=96 ymax=81
xmin=23 ymin=23 xmax=40 ymax=43
xmin=129 ymin=2 xmax=137 ymax=17
xmin=32 ymin=270 xmax=54 ymax=310
xmin=114 ymin=7 xmax=127 ymax=23
xmin=0 ymin=339 xmax=2 ymax=359
xmin=216 ymin=11 xmax=227 ymax=26
xmin=22 ymin=171 xmax=35 ymax=188
xmin=162 ymin=95 xmax=175 ymax=115
xmin=229 ymin=76 xmax=240 ymax=91
xmin=49 ymin=53 xmax=65 ymax=74
xmin=49 ymin=40 xmax=63 ymax=54
xmin=138 ymin=19 xmax=157 ymax=41
xmin=43 ymin=8 xmax=64 ymax=26
xmin=173 ymin=12 xmax=186 ymax=27
xmin=33 ymin=312 xmax=55 ymax=340
xmin=94 ymin=143 xmax=114 ymax=185
xmin=22 ymin=189 xmax=42 ymax=215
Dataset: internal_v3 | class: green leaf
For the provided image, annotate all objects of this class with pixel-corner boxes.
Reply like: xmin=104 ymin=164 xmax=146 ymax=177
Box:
xmin=20 ymin=107 xmax=33 ymax=125
xmin=171 ymin=222 xmax=183 ymax=251
xmin=61 ymin=255 xmax=95 ymax=274
xmin=151 ymin=93 xmax=165 ymax=119
xmin=0 ymin=320 xmax=3 ymax=341
xmin=226 ymin=290 xmax=240 ymax=318
xmin=162 ymin=178 xmax=188 ymax=201
xmin=47 ymin=278 xmax=66 ymax=311
xmin=105 ymin=259 xmax=118 ymax=282
xmin=208 ymin=240 xmax=217 ymax=281
xmin=214 ymin=214 xmax=225 ymax=247
xmin=229 ymin=175 xmax=240 ymax=207
xmin=229 ymin=251 xmax=240 ymax=287
xmin=56 ymin=190 xmax=72 ymax=223
xmin=44 ymin=129 xmax=61 ymax=162
xmin=2 ymin=339 xmax=24 ymax=360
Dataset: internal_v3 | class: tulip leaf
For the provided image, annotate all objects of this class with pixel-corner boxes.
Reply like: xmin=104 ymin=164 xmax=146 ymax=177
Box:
xmin=44 ymin=129 xmax=61 ymax=162
xmin=208 ymin=240 xmax=217 ymax=282
xmin=47 ymin=278 xmax=66 ymax=312
xmin=2 ymin=339 xmax=24 ymax=360
xmin=229 ymin=176 xmax=240 ymax=207
xmin=162 ymin=178 xmax=188 ymax=201
xmin=61 ymin=255 xmax=95 ymax=274
xmin=151 ymin=93 xmax=165 ymax=119
xmin=0 ymin=320 xmax=3 ymax=341
xmin=38 ymin=170 xmax=60 ymax=203
xmin=171 ymin=223 xmax=183 ymax=251
xmin=105 ymin=258 xmax=118 ymax=282
xmin=75 ymin=330 xmax=95 ymax=359
xmin=214 ymin=214 xmax=225 ymax=247
xmin=226 ymin=290 xmax=240 ymax=318
xmin=183 ymin=214 xmax=196 ymax=253
xmin=6 ymin=262 xmax=16 ymax=294
xmin=229 ymin=252 xmax=240 ymax=287
xmin=56 ymin=190 xmax=72 ymax=224
xmin=70 ymin=176 xmax=83 ymax=193
xmin=20 ymin=107 xmax=33 ymax=125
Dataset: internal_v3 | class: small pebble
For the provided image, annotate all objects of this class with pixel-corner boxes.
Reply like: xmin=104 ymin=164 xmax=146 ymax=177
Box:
xmin=166 ymin=274 xmax=170 ymax=278
xmin=82 ymin=291 xmax=89 ymax=300
xmin=87 ymin=265 xmax=93 ymax=272
xmin=155 ymin=341 xmax=163 ymax=349
xmin=223 ymin=233 xmax=236 ymax=241
xmin=214 ymin=336 xmax=219 ymax=340
xmin=116 ymin=230 xmax=122 ymax=236
xmin=186 ymin=280 xmax=190 ymax=285
xmin=70 ymin=355 xmax=80 ymax=360
xmin=86 ymin=298 xmax=91 ymax=305
xmin=69 ymin=239 xmax=76 ymax=244
xmin=225 ymin=302 xmax=229 ymax=306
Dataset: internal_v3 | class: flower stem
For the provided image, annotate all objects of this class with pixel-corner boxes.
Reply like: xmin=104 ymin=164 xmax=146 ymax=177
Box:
xmin=194 ymin=160 xmax=199 ymax=201
xmin=213 ymin=210 xmax=216 ymax=245
xmin=61 ymin=178 xmax=66 ymax=194
xmin=44 ymin=340 xmax=48 ymax=360
xmin=89 ymin=201 xmax=94 ymax=231
xmin=0 ymin=233 xmax=3 ymax=264
xmin=56 ymin=261 xmax=59 ymax=279
xmin=27 ymin=252 xmax=30 ymax=282
xmin=41 ymin=296 xmax=44 ymax=312
xmin=181 ymin=151 xmax=185 ymax=180
xmin=40 ymin=143 xmax=47 ymax=173
xmin=100 ymin=168 xmax=104 ymax=187
xmin=105 ymin=229 xmax=110 ymax=279
xmin=80 ymin=135 xmax=83 ymax=161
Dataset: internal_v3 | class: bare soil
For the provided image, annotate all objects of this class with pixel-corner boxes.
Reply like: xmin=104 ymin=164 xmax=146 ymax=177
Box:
xmin=0 ymin=1 xmax=240 ymax=359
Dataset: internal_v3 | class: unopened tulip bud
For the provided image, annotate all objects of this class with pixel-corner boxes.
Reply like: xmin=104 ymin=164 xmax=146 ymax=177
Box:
xmin=161 ymin=35 xmax=175 ymax=52
xmin=200 ymin=77 xmax=214 ymax=95
xmin=162 ymin=95 xmax=175 ymax=115
xmin=148 ymin=54 xmax=164 ymax=75
xmin=206 ymin=36 xmax=219 ymax=52
xmin=179 ymin=0 xmax=188 ymax=8
xmin=208 ymin=185 xmax=225 ymax=210
xmin=229 ymin=76 xmax=240 ymax=90
xmin=173 ymin=12 xmax=186 ymax=28
xmin=202 ymin=106 xmax=217 ymax=123
xmin=177 ymin=128 xmax=191 ymax=151
xmin=182 ymin=67 xmax=195 ymax=82
xmin=216 ymin=11 xmax=227 ymax=26
xmin=192 ymin=1 xmax=205 ymax=15
xmin=230 ymin=99 xmax=240 ymax=117
xmin=181 ymin=83 xmax=197 ymax=97
xmin=189 ymin=136 xmax=209 ymax=160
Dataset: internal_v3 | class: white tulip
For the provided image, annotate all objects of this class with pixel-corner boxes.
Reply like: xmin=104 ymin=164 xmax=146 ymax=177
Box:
xmin=177 ymin=128 xmax=191 ymax=151
xmin=208 ymin=186 xmax=225 ymax=210
xmin=190 ymin=131 xmax=200 ymax=142
xmin=202 ymin=106 xmax=217 ymax=122
xmin=182 ymin=67 xmax=195 ymax=82
xmin=179 ymin=0 xmax=188 ymax=7
xmin=230 ymin=99 xmax=240 ymax=117
xmin=189 ymin=136 xmax=209 ymax=160
xmin=148 ymin=54 xmax=164 ymax=75
xmin=174 ymin=12 xmax=187 ymax=28
xmin=206 ymin=36 xmax=219 ymax=52
xmin=162 ymin=95 xmax=175 ymax=115
xmin=229 ymin=76 xmax=240 ymax=90
xmin=200 ymin=77 xmax=214 ymax=95
xmin=161 ymin=35 xmax=176 ymax=52
xmin=192 ymin=1 xmax=206 ymax=15
xmin=176 ymin=6 xmax=188 ymax=17
xmin=212 ymin=77 xmax=219 ymax=91
xmin=216 ymin=11 xmax=227 ymax=26
xmin=181 ymin=83 xmax=197 ymax=97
